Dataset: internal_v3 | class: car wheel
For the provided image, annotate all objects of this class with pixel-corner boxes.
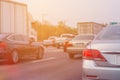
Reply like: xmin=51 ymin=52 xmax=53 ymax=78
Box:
xmin=69 ymin=54 xmax=74 ymax=59
xmin=36 ymin=48 xmax=44 ymax=59
xmin=63 ymin=46 xmax=67 ymax=52
xmin=45 ymin=45 xmax=48 ymax=48
xmin=10 ymin=50 xmax=19 ymax=64
xmin=56 ymin=44 xmax=60 ymax=49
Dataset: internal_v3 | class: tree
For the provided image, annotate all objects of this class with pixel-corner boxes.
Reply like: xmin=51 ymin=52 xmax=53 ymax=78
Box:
xmin=32 ymin=20 xmax=77 ymax=41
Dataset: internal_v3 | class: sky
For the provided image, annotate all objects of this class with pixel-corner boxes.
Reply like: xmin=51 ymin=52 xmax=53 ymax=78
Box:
xmin=12 ymin=0 xmax=120 ymax=27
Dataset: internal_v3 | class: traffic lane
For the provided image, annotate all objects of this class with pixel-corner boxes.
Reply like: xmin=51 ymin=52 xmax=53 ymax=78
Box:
xmin=0 ymin=47 xmax=82 ymax=80
xmin=0 ymin=58 xmax=82 ymax=80
xmin=44 ymin=47 xmax=69 ymax=58
xmin=9 ymin=58 xmax=82 ymax=80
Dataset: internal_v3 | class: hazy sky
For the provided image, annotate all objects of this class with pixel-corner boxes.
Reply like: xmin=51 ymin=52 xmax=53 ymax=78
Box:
xmin=12 ymin=0 xmax=120 ymax=27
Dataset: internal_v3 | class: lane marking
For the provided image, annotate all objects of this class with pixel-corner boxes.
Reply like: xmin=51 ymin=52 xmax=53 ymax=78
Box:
xmin=31 ymin=57 xmax=56 ymax=63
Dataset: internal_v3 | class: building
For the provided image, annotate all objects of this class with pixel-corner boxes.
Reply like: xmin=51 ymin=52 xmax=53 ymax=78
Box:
xmin=0 ymin=0 xmax=37 ymax=41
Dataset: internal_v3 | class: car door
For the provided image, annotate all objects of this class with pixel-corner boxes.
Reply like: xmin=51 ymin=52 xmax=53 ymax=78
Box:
xmin=8 ymin=34 xmax=27 ymax=54
xmin=22 ymin=35 xmax=36 ymax=55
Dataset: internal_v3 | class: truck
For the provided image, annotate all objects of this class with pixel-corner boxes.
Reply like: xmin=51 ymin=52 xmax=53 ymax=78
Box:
xmin=0 ymin=0 xmax=37 ymax=40
xmin=77 ymin=22 xmax=106 ymax=35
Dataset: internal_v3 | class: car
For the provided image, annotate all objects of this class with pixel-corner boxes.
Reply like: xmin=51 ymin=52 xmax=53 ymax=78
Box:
xmin=0 ymin=33 xmax=44 ymax=64
xmin=65 ymin=34 xmax=94 ymax=59
xmin=82 ymin=25 xmax=120 ymax=80
xmin=43 ymin=36 xmax=57 ymax=47
xmin=54 ymin=37 xmax=67 ymax=49
xmin=55 ymin=34 xmax=75 ymax=49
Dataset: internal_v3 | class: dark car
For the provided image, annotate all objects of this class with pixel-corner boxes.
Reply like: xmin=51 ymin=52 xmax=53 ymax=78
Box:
xmin=0 ymin=33 xmax=44 ymax=64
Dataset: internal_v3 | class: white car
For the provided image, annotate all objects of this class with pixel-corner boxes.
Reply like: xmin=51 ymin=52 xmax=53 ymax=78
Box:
xmin=55 ymin=34 xmax=75 ymax=49
xmin=65 ymin=34 xmax=94 ymax=59
xmin=82 ymin=25 xmax=120 ymax=80
xmin=43 ymin=36 xmax=57 ymax=47
xmin=54 ymin=37 xmax=67 ymax=48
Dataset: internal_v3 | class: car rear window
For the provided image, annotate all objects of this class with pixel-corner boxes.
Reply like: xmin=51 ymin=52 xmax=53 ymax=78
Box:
xmin=96 ymin=25 xmax=120 ymax=40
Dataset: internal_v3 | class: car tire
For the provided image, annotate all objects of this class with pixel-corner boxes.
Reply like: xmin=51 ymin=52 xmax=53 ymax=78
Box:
xmin=63 ymin=46 xmax=67 ymax=52
xmin=69 ymin=54 xmax=74 ymax=59
xmin=10 ymin=50 xmax=19 ymax=64
xmin=56 ymin=44 xmax=60 ymax=49
xmin=36 ymin=48 xmax=44 ymax=59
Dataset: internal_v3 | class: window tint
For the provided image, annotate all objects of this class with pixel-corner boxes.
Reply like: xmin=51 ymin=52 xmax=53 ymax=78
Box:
xmin=22 ymin=35 xmax=29 ymax=41
xmin=8 ymin=35 xmax=15 ymax=40
xmin=96 ymin=25 xmax=120 ymax=40
xmin=14 ymin=35 xmax=24 ymax=41
xmin=8 ymin=34 xmax=24 ymax=41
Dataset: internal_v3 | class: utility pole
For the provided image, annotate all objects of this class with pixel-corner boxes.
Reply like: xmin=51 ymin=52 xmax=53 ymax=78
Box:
xmin=41 ymin=13 xmax=47 ymax=24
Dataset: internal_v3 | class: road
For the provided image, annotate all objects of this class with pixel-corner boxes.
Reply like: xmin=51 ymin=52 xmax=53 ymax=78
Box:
xmin=0 ymin=47 xmax=82 ymax=80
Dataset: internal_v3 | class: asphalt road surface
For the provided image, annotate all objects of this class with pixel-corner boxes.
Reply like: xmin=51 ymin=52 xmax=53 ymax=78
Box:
xmin=0 ymin=47 xmax=82 ymax=80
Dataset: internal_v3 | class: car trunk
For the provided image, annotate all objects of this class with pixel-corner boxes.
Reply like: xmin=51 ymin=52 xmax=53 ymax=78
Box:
xmin=70 ymin=40 xmax=91 ymax=47
xmin=90 ymin=41 xmax=120 ymax=66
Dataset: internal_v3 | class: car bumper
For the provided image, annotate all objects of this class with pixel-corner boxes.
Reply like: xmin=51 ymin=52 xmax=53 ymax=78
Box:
xmin=82 ymin=59 xmax=120 ymax=80
xmin=66 ymin=47 xmax=85 ymax=54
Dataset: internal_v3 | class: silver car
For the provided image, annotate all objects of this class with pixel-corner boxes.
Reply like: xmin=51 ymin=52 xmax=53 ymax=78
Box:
xmin=65 ymin=34 xmax=94 ymax=59
xmin=82 ymin=25 xmax=120 ymax=80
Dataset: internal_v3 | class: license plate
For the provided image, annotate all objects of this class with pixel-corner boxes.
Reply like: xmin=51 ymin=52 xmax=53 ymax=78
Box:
xmin=74 ymin=54 xmax=82 ymax=58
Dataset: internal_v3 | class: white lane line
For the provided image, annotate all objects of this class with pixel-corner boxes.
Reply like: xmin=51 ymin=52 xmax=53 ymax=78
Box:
xmin=31 ymin=57 xmax=56 ymax=63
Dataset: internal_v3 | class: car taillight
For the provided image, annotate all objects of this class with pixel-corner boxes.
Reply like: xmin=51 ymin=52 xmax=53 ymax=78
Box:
xmin=67 ymin=43 xmax=73 ymax=47
xmin=83 ymin=49 xmax=107 ymax=62
xmin=0 ymin=42 xmax=7 ymax=48
xmin=64 ymin=41 xmax=72 ymax=47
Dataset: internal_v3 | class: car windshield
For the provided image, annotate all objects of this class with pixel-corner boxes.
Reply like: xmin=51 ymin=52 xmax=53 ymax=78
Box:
xmin=96 ymin=25 xmax=120 ymax=40
xmin=73 ymin=35 xmax=94 ymax=40
xmin=0 ymin=33 xmax=9 ymax=40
